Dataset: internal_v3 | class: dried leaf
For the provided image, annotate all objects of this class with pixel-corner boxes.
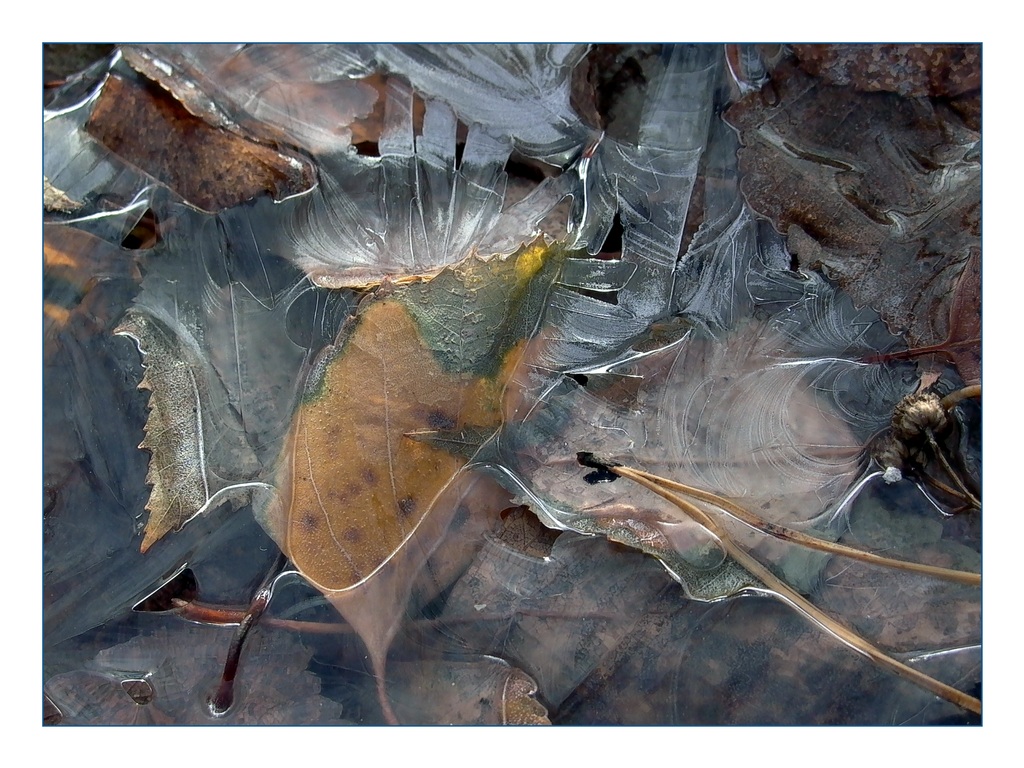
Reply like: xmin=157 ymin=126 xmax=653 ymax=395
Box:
xmin=388 ymin=657 xmax=549 ymax=725
xmin=791 ymin=44 xmax=981 ymax=98
xmin=114 ymin=310 xmax=233 ymax=552
xmin=869 ymin=249 xmax=981 ymax=385
xmin=43 ymin=225 xmax=138 ymax=343
xmin=947 ymin=249 xmax=982 ymax=384
xmin=254 ymin=243 xmax=570 ymax=720
xmin=266 ymin=298 xmax=501 ymax=589
xmin=113 ymin=204 xmax=337 ymax=551
xmin=44 ymin=175 xmax=82 ymax=213
xmin=121 ymin=44 xmax=381 ymax=155
xmin=725 ymin=58 xmax=980 ymax=349
xmin=492 ymin=194 xmax=916 ymax=597
xmin=439 ymin=517 xmax=676 ymax=709
xmin=86 ymin=72 xmax=314 ymax=212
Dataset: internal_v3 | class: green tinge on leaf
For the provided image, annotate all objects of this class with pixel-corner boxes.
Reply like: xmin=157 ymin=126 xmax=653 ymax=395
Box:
xmin=399 ymin=240 xmax=569 ymax=378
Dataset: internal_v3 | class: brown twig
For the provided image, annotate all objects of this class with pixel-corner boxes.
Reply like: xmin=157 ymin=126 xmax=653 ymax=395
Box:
xmin=925 ymin=430 xmax=981 ymax=510
xmin=598 ymin=460 xmax=981 ymax=716
xmin=206 ymin=554 xmax=287 ymax=717
xmin=919 ymin=472 xmax=973 ymax=505
xmin=606 ymin=464 xmax=980 ymax=587
xmin=940 ymin=384 xmax=981 ymax=412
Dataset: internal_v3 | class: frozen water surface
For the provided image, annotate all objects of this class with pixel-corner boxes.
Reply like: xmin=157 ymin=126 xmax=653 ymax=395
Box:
xmin=43 ymin=44 xmax=981 ymax=725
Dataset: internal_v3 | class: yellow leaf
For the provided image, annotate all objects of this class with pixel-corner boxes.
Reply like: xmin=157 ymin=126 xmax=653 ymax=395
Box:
xmin=273 ymin=297 xmax=515 ymax=591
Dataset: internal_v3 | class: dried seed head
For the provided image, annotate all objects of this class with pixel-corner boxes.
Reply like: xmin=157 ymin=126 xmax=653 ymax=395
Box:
xmin=870 ymin=432 xmax=908 ymax=473
xmin=892 ymin=392 xmax=949 ymax=441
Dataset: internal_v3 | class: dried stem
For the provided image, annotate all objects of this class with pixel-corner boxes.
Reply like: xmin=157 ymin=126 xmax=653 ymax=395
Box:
xmin=617 ymin=465 xmax=980 ymax=587
xmin=206 ymin=554 xmax=286 ymax=717
xmin=173 ymin=601 xmax=618 ymax=633
xmin=920 ymin=470 xmax=973 ymax=505
xmin=377 ymin=673 xmax=400 ymax=725
xmin=605 ymin=462 xmax=981 ymax=716
xmin=940 ymin=384 xmax=981 ymax=411
xmin=925 ymin=430 xmax=981 ymax=510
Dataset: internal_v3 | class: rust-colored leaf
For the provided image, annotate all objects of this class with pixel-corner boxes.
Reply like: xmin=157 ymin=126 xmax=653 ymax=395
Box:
xmin=945 ymin=248 xmax=981 ymax=384
xmin=121 ymin=45 xmax=385 ymax=155
xmin=255 ymin=243 xmax=564 ymax=721
xmin=865 ymin=249 xmax=981 ymax=385
xmin=86 ymin=73 xmax=314 ymax=212
xmin=725 ymin=58 xmax=980 ymax=350
xmin=791 ymin=44 xmax=981 ymax=98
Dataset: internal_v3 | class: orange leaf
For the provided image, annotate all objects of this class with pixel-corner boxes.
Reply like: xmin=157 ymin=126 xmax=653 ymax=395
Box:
xmin=271 ymin=298 xmax=509 ymax=591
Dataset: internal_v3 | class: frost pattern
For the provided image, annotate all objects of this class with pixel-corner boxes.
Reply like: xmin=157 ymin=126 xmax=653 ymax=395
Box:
xmin=122 ymin=44 xmax=378 ymax=154
xmin=529 ymin=45 xmax=722 ymax=372
xmin=373 ymin=44 xmax=590 ymax=161
xmin=275 ymin=78 xmax=567 ymax=288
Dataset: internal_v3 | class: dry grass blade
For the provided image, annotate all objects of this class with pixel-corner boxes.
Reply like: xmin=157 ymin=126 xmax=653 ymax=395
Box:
xmin=615 ymin=464 xmax=981 ymax=588
xmin=595 ymin=460 xmax=981 ymax=716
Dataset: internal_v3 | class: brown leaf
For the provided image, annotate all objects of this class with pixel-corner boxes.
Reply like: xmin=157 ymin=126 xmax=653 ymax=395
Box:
xmin=945 ymin=248 xmax=981 ymax=384
xmin=269 ymin=297 xmax=512 ymax=591
xmin=114 ymin=308 xmax=259 ymax=553
xmin=864 ymin=248 xmax=981 ymax=385
xmin=44 ymin=225 xmax=139 ymax=340
xmin=121 ymin=45 xmax=385 ymax=155
xmin=725 ymin=59 xmax=980 ymax=350
xmin=114 ymin=311 xmax=215 ymax=552
xmin=439 ymin=523 xmax=676 ymax=709
xmin=791 ymin=44 xmax=981 ymax=98
xmin=86 ymin=73 xmax=314 ymax=212
xmin=257 ymin=287 xmax=529 ymax=720
xmin=389 ymin=658 xmax=549 ymax=724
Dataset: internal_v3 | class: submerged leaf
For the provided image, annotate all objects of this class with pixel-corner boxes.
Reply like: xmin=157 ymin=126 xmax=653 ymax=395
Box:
xmin=388 ymin=657 xmax=549 ymax=725
xmin=439 ymin=515 xmax=679 ymax=709
xmin=265 ymin=298 xmax=495 ymax=589
xmin=121 ymin=44 xmax=380 ymax=155
xmin=491 ymin=199 xmax=916 ymax=597
xmin=114 ymin=203 xmax=342 ymax=550
xmin=725 ymin=56 xmax=980 ymax=349
xmin=260 ymin=242 xmax=565 ymax=590
xmin=254 ymin=242 xmax=573 ymax=720
xmin=115 ymin=310 xmax=229 ymax=552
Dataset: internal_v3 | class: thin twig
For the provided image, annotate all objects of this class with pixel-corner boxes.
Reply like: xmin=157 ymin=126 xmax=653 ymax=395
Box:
xmin=206 ymin=554 xmax=287 ymax=716
xmin=920 ymin=471 xmax=972 ymax=505
xmin=173 ymin=600 xmax=622 ymax=634
xmin=940 ymin=385 xmax=981 ymax=411
xmin=604 ymin=462 xmax=981 ymax=716
xmin=925 ymin=430 xmax=981 ymax=510
xmin=618 ymin=465 xmax=980 ymax=587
